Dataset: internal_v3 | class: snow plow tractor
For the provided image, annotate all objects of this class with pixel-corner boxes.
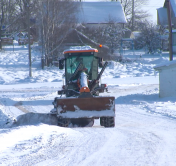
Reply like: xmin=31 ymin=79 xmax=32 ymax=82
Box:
xmin=51 ymin=46 xmax=115 ymax=127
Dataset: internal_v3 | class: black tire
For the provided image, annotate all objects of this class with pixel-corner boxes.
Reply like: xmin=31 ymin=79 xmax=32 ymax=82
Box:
xmin=58 ymin=118 xmax=70 ymax=127
xmin=100 ymin=117 xmax=115 ymax=128
xmin=100 ymin=117 xmax=105 ymax=126
xmin=71 ymin=118 xmax=94 ymax=127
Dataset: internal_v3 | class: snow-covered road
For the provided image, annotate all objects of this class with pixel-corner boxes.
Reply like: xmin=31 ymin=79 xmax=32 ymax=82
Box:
xmin=1 ymin=42 xmax=176 ymax=165
xmin=1 ymin=83 xmax=176 ymax=166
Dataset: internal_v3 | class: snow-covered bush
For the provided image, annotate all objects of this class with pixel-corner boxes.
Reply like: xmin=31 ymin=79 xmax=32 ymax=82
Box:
xmin=135 ymin=21 xmax=161 ymax=54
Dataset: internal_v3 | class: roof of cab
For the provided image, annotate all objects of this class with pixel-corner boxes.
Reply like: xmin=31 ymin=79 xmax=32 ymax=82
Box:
xmin=63 ymin=46 xmax=98 ymax=54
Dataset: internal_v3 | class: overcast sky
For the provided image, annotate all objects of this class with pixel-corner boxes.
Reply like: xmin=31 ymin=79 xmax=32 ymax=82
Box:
xmin=82 ymin=0 xmax=165 ymax=23
xmin=143 ymin=0 xmax=165 ymax=23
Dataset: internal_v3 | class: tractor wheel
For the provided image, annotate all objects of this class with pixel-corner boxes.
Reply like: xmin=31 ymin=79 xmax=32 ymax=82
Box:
xmin=71 ymin=118 xmax=94 ymax=127
xmin=100 ymin=117 xmax=115 ymax=128
xmin=58 ymin=118 xmax=70 ymax=127
xmin=100 ymin=117 xmax=105 ymax=126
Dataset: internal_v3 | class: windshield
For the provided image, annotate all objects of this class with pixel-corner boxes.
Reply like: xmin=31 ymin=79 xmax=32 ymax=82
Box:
xmin=66 ymin=54 xmax=94 ymax=80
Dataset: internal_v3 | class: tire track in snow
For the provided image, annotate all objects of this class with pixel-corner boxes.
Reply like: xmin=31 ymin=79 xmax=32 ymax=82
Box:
xmin=0 ymin=99 xmax=15 ymax=128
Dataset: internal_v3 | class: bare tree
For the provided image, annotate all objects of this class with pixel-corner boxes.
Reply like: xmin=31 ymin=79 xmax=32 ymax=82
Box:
xmin=14 ymin=0 xmax=38 ymax=32
xmin=0 ymin=1 xmax=4 ymax=49
xmin=0 ymin=0 xmax=18 ymax=49
xmin=120 ymin=0 xmax=150 ymax=31
xmin=36 ymin=0 xmax=80 ymax=66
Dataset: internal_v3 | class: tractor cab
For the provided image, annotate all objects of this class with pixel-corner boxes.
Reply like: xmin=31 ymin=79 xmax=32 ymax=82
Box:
xmin=59 ymin=46 xmax=104 ymax=97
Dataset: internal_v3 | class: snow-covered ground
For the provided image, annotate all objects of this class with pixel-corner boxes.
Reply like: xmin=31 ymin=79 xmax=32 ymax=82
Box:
xmin=0 ymin=41 xmax=176 ymax=166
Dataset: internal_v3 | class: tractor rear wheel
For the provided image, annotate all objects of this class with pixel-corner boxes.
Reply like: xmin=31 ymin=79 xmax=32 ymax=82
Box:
xmin=100 ymin=117 xmax=115 ymax=127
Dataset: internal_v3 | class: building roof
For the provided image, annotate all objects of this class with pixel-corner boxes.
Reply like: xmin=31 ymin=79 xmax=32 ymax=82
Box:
xmin=154 ymin=60 xmax=176 ymax=70
xmin=77 ymin=2 xmax=127 ymax=24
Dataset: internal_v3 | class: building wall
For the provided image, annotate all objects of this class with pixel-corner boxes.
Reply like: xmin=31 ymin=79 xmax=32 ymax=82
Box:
xmin=173 ymin=46 xmax=176 ymax=53
xmin=159 ymin=67 xmax=176 ymax=97
xmin=171 ymin=2 xmax=176 ymax=28
xmin=173 ymin=17 xmax=176 ymax=28
xmin=173 ymin=33 xmax=176 ymax=53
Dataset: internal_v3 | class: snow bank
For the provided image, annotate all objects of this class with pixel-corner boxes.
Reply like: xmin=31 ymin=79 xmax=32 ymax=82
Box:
xmin=12 ymin=113 xmax=58 ymax=127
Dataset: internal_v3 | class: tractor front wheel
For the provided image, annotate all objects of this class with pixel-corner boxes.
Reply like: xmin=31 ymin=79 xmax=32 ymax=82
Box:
xmin=71 ymin=118 xmax=94 ymax=127
xmin=58 ymin=118 xmax=70 ymax=127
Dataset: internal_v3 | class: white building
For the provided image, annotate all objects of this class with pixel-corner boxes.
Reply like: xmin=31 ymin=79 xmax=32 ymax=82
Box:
xmin=157 ymin=0 xmax=176 ymax=53
xmin=154 ymin=60 xmax=176 ymax=98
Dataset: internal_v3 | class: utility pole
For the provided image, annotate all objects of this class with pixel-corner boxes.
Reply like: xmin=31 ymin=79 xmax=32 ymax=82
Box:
xmin=27 ymin=0 xmax=32 ymax=77
xmin=132 ymin=0 xmax=134 ymax=31
xmin=167 ymin=0 xmax=173 ymax=61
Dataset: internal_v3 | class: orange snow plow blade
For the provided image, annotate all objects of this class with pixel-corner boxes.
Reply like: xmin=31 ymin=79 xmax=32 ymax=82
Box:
xmin=54 ymin=96 xmax=115 ymax=118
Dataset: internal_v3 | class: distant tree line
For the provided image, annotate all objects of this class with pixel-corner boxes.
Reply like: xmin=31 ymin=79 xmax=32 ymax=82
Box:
xmin=0 ymin=0 xmax=79 ymax=52
xmin=0 ymin=0 xmax=160 ymax=59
